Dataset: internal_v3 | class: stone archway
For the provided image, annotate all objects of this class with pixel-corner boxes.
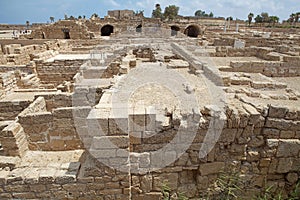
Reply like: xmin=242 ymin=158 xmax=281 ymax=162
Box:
xmin=136 ymin=24 xmax=142 ymax=33
xmin=62 ymin=28 xmax=70 ymax=39
xmin=42 ymin=32 xmax=45 ymax=39
xmin=101 ymin=25 xmax=114 ymax=36
xmin=184 ymin=25 xmax=200 ymax=37
xmin=171 ymin=25 xmax=180 ymax=36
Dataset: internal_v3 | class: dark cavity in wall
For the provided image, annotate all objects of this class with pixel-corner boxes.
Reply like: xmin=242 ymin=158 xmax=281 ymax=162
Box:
xmin=101 ymin=25 xmax=114 ymax=36
xmin=136 ymin=24 xmax=142 ymax=33
xmin=184 ymin=25 xmax=200 ymax=37
xmin=171 ymin=25 xmax=180 ymax=36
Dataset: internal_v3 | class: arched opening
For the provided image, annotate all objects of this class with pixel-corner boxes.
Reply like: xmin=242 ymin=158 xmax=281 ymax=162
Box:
xmin=171 ymin=25 xmax=180 ymax=36
xmin=136 ymin=24 xmax=142 ymax=33
xmin=101 ymin=25 xmax=114 ymax=36
xmin=64 ymin=32 xmax=70 ymax=39
xmin=62 ymin=28 xmax=70 ymax=39
xmin=42 ymin=32 xmax=45 ymax=39
xmin=184 ymin=25 xmax=200 ymax=38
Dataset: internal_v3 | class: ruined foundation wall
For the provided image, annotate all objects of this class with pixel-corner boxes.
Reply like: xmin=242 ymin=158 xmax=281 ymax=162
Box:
xmin=36 ymin=59 xmax=85 ymax=86
xmin=18 ymin=97 xmax=86 ymax=151
xmin=0 ymin=101 xmax=299 ymax=199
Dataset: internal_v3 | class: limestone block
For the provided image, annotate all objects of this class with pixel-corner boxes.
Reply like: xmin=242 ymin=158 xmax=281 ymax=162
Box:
xmin=129 ymin=107 xmax=146 ymax=132
xmin=263 ymin=128 xmax=280 ymax=139
xmin=219 ymin=128 xmax=237 ymax=143
xmin=39 ymin=168 xmax=57 ymax=183
xmin=140 ymin=175 xmax=153 ymax=193
xmin=277 ymin=158 xmax=293 ymax=173
xmin=199 ymin=162 xmax=225 ymax=176
xmin=247 ymin=150 xmax=260 ymax=162
xmin=12 ymin=192 xmax=36 ymax=199
xmin=234 ymin=39 xmax=245 ymax=49
xmin=242 ymin=103 xmax=261 ymax=125
xmin=153 ymin=173 xmax=178 ymax=191
xmin=276 ymin=139 xmax=300 ymax=157
xmin=286 ymin=172 xmax=298 ymax=184
xmin=53 ymin=107 xmax=74 ymax=118
xmin=248 ymin=136 xmax=264 ymax=148
xmin=266 ymin=118 xmax=298 ymax=131
xmin=280 ymin=130 xmax=295 ymax=139
xmin=109 ymin=107 xmax=128 ymax=135
xmin=259 ymin=158 xmax=271 ymax=167
xmin=91 ymin=136 xmax=129 ymax=150
xmin=268 ymin=105 xmax=288 ymax=118
xmin=197 ymin=176 xmax=209 ymax=190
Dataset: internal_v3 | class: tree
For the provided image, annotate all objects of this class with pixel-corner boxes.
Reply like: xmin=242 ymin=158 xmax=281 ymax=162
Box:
xmin=288 ymin=13 xmax=295 ymax=23
xmin=69 ymin=15 xmax=75 ymax=20
xmin=269 ymin=16 xmax=279 ymax=26
xmin=26 ymin=21 xmax=30 ymax=28
xmin=164 ymin=5 xmax=179 ymax=20
xmin=90 ymin=13 xmax=99 ymax=19
xmin=135 ymin=10 xmax=144 ymax=17
xmin=195 ymin=10 xmax=205 ymax=17
xmin=78 ymin=15 xmax=82 ymax=19
xmin=83 ymin=15 xmax=86 ymax=19
xmin=64 ymin=14 xmax=68 ymax=20
xmin=226 ymin=16 xmax=233 ymax=21
xmin=152 ymin=4 xmax=163 ymax=18
xmin=50 ymin=16 xmax=54 ymax=23
xmin=248 ymin=13 xmax=254 ymax=25
xmin=261 ymin=12 xmax=269 ymax=22
xmin=195 ymin=10 xmax=214 ymax=18
xmin=255 ymin=15 xmax=263 ymax=23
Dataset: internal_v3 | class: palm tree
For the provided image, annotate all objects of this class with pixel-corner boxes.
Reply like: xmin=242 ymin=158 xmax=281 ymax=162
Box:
xmin=248 ymin=13 xmax=254 ymax=26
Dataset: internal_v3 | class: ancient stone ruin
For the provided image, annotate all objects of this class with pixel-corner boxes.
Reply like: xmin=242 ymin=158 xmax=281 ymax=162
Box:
xmin=0 ymin=12 xmax=299 ymax=200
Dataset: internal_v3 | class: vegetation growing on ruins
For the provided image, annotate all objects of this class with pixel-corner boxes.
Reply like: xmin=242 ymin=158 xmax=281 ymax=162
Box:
xmin=195 ymin=10 xmax=214 ymax=18
xmin=152 ymin=4 xmax=163 ymax=19
xmin=151 ymin=4 xmax=179 ymax=20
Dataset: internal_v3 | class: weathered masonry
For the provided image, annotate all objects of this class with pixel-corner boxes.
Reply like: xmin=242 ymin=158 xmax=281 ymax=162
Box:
xmin=0 ymin=23 xmax=299 ymax=200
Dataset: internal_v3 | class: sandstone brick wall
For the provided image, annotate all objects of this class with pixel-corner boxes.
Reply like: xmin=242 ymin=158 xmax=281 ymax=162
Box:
xmin=36 ymin=59 xmax=85 ymax=86
xmin=0 ymin=156 xmax=131 ymax=199
xmin=61 ymin=102 xmax=299 ymax=199
xmin=0 ymin=64 xmax=34 ymax=74
xmin=0 ymin=121 xmax=28 ymax=157
xmin=18 ymin=97 xmax=86 ymax=151
xmin=0 ymin=97 xmax=299 ymax=199
xmin=0 ymin=100 xmax=31 ymax=121
xmin=223 ymin=60 xmax=300 ymax=77
xmin=0 ymin=40 xmax=69 ymax=66
xmin=0 ymin=71 xmax=17 ymax=98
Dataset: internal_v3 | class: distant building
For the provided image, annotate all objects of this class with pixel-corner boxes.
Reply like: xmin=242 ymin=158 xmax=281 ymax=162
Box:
xmin=107 ymin=10 xmax=135 ymax=19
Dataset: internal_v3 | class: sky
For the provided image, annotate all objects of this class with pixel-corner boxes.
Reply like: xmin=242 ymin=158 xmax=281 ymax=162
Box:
xmin=0 ymin=0 xmax=299 ymax=24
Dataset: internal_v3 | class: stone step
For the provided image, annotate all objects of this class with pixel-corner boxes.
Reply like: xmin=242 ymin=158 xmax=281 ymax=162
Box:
xmin=0 ymin=156 xmax=20 ymax=170
xmin=81 ymin=66 xmax=107 ymax=79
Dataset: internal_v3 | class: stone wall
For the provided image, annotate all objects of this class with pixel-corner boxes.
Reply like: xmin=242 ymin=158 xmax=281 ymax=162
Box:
xmin=222 ymin=60 xmax=300 ymax=77
xmin=36 ymin=59 xmax=85 ymax=86
xmin=0 ymin=71 xmax=17 ymax=98
xmin=18 ymin=97 xmax=85 ymax=151
xmin=0 ymin=121 xmax=28 ymax=157
xmin=1 ymin=103 xmax=292 ymax=199
xmin=0 ymin=100 xmax=31 ymax=121
xmin=0 ymin=40 xmax=69 ymax=66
